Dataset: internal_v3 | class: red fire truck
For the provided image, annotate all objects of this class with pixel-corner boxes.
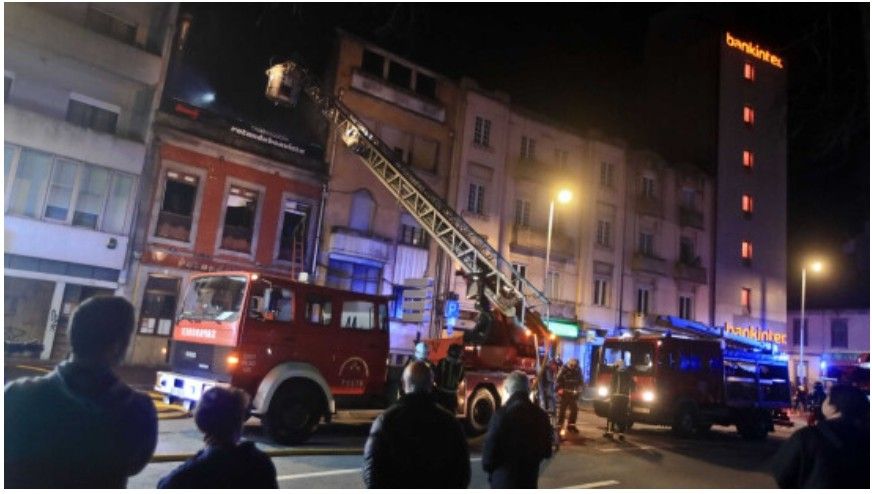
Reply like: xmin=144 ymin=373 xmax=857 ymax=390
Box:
xmin=593 ymin=316 xmax=792 ymax=440
xmin=821 ymin=352 xmax=870 ymax=395
xmin=156 ymin=271 xmax=391 ymax=444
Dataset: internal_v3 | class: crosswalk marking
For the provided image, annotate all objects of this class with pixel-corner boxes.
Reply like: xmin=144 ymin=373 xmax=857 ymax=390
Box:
xmin=563 ymin=479 xmax=620 ymax=489
xmin=276 ymin=458 xmax=482 ymax=482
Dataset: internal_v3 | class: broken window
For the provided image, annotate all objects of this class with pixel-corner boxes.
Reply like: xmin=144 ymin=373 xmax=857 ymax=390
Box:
xmin=277 ymin=199 xmax=310 ymax=264
xmin=220 ymin=185 xmax=259 ymax=253
xmin=155 ymin=170 xmax=199 ymax=242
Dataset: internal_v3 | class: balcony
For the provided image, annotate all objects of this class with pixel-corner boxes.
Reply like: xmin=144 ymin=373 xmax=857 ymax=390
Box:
xmin=5 ymin=4 xmax=163 ymax=86
xmin=329 ymin=226 xmax=391 ymax=263
xmin=630 ymin=253 xmax=668 ymax=275
xmin=510 ymin=224 xmax=575 ymax=261
xmin=635 ymin=195 xmax=662 ymax=217
xmin=673 ymin=260 xmax=707 ymax=284
xmin=679 ymin=206 xmax=704 ymax=230
xmin=350 ymin=70 xmax=446 ymax=122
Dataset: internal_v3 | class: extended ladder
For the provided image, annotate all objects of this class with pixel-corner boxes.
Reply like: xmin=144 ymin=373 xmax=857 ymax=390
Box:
xmin=266 ymin=60 xmax=549 ymax=317
xmin=654 ymin=316 xmax=778 ymax=353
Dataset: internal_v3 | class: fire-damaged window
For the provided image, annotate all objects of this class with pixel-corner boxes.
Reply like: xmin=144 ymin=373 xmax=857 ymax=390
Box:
xmin=276 ymin=199 xmax=311 ymax=264
xmin=156 ymin=170 xmax=199 ymax=242
xmin=138 ymin=275 xmax=180 ymax=336
xmin=220 ymin=185 xmax=259 ymax=253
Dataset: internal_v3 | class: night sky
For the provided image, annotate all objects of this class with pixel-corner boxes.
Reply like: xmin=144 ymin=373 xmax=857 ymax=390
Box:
xmin=171 ymin=3 xmax=869 ymax=309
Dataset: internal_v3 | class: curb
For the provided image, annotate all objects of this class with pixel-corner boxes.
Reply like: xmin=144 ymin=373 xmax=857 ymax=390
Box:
xmin=150 ymin=447 xmax=364 ymax=463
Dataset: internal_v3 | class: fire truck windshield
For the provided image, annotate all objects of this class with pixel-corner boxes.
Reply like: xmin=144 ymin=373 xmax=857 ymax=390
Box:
xmin=179 ymin=275 xmax=247 ymax=322
xmin=602 ymin=343 xmax=654 ymax=375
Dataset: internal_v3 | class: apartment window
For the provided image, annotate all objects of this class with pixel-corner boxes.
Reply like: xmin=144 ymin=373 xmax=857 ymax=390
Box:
xmin=546 ymin=271 xmax=560 ymax=300
xmin=468 ymin=183 xmax=485 ymax=214
xmin=387 ymin=60 xmax=412 ymax=89
xmin=742 ymin=194 xmax=754 ymax=217
xmin=830 ymin=319 xmax=848 ymax=348
xmin=7 ymin=145 xmax=134 ymax=233
xmin=349 ymin=189 xmax=375 ymax=232
xmin=511 ymin=263 xmax=527 ymax=290
xmin=514 ymin=199 xmax=531 ymax=227
xmin=415 ymin=73 xmax=437 ymax=99
xmin=593 ymin=278 xmax=608 ymax=307
xmin=473 ymin=117 xmax=491 ymax=147
xmin=681 ymin=188 xmax=697 ymax=209
xmin=743 ymin=150 xmax=755 ymax=169
xmin=596 ymin=220 xmax=611 ymax=247
xmin=520 ymin=136 xmax=536 ymax=160
xmin=85 ymin=6 xmax=137 ymax=45
xmin=361 ymin=50 xmax=386 ymax=77
xmin=743 ymin=105 xmax=755 ymax=125
xmin=600 ymin=161 xmax=614 ymax=188
xmin=66 ymin=95 xmax=119 ymax=134
xmin=156 ymin=170 xmax=199 ymax=242
xmin=555 ymin=149 xmax=569 ymax=166
xmin=679 ymin=295 xmax=693 ymax=320
xmin=636 ymin=288 xmax=650 ymax=315
xmin=398 ymin=214 xmax=428 ymax=248
xmin=743 ymin=62 xmax=755 ymax=82
xmin=326 ymin=259 xmax=381 ymax=295
xmin=792 ymin=319 xmax=809 ymax=347
xmin=641 ymin=176 xmax=656 ymax=198
xmin=219 ymin=185 xmax=259 ymax=253
xmin=741 ymin=288 xmax=751 ymax=314
xmin=276 ymin=199 xmax=310 ymax=263
xmin=680 ymin=236 xmax=696 ymax=263
xmin=741 ymin=240 xmax=753 ymax=262
xmin=638 ymin=232 xmax=654 ymax=257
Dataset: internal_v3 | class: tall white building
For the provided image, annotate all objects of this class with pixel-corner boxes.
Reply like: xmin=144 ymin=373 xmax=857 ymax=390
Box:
xmin=4 ymin=3 xmax=177 ymax=360
xmin=785 ymin=308 xmax=870 ymax=386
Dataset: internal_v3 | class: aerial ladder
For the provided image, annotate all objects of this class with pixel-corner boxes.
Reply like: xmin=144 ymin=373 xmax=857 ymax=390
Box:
xmin=651 ymin=315 xmax=783 ymax=361
xmin=265 ymin=60 xmax=551 ymax=346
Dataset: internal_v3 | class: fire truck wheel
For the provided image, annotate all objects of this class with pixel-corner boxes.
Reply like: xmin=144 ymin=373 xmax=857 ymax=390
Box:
xmin=672 ymin=402 xmax=701 ymax=437
xmin=264 ymin=381 xmax=324 ymax=445
xmin=465 ymin=387 xmax=497 ymax=436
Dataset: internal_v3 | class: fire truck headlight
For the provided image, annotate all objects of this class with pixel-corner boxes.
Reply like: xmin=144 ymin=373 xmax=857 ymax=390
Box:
xmin=597 ymin=386 xmax=609 ymax=397
xmin=642 ymin=390 xmax=656 ymax=403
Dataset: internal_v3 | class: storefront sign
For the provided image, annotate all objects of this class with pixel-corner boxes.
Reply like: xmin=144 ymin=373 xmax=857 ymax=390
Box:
xmin=546 ymin=320 xmax=579 ymax=339
xmin=724 ymin=322 xmax=787 ymax=345
xmin=725 ymin=32 xmax=784 ymax=69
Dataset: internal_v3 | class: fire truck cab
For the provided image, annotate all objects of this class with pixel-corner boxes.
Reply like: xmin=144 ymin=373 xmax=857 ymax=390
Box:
xmin=593 ymin=317 xmax=791 ymax=440
xmin=155 ymin=271 xmax=391 ymax=444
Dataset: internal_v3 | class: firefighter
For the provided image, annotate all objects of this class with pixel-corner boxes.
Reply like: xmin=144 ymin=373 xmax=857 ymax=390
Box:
xmin=555 ymin=358 xmax=583 ymax=433
xmin=604 ymin=358 xmax=633 ymax=440
xmin=435 ymin=344 xmax=465 ymax=413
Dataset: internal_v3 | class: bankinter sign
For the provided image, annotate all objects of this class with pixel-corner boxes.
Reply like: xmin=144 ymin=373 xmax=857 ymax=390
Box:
xmin=724 ymin=323 xmax=787 ymax=345
xmin=725 ymin=32 xmax=784 ymax=69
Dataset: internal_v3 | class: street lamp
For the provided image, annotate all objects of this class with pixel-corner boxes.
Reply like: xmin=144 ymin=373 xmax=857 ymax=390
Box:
xmin=798 ymin=259 xmax=825 ymax=386
xmin=545 ymin=188 xmax=573 ymax=336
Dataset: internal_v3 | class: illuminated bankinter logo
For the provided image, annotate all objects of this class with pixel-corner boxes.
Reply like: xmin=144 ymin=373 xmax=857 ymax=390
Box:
xmin=725 ymin=32 xmax=784 ymax=69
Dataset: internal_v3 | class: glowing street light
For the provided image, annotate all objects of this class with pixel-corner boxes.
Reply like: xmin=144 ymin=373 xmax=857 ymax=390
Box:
xmin=799 ymin=259 xmax=826 ymax=385
xmin=545 ymin=187 xmax=573 ymax=344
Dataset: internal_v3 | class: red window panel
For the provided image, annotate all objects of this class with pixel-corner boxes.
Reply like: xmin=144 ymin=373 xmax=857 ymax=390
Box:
xmin=743 ymin=150 xmax=755 ymax=169
xmin=744 ymin=62 xmax=755 ymax=81
xmin=742 ymin=194 xmax=754 ymax=214
xmin=743 ymin=105 xmax=755 ymax=125
xmin=741 ymin=240 xmax=753 ymax=260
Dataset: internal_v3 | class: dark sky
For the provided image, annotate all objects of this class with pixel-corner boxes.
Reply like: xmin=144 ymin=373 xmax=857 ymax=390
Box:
xmin=172 ymin=3 xmax=869 ymax=308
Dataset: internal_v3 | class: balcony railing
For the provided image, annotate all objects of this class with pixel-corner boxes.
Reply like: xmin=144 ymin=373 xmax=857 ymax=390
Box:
xmin=679 ymin=206 xmax=704 ymax=230
xmin=329 ymin=225 xmax=391 ymax=262
xmin=630 ymin=252 xmax=668 ymax=275
xmin=635 ymin=195 xmax=662 ymax=217
xmin=673 ymin=261 xmax=707 ymax=284
xmin=510 ymin=224 xmax=575 ymax=260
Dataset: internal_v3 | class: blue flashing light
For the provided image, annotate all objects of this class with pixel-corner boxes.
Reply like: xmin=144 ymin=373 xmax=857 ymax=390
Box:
xmin=820 ymin=360 xmax=828 ymax=370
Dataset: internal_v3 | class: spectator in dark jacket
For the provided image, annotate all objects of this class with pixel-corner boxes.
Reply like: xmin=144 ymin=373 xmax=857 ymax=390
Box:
xmin=772 ymin=384 xmax=870 ymax=488
xmin=435 ymin=343 xmax=465 ymax=413
xmin=4 ymin=296 xmax=157 ymax=488
xmin=158 ymin=386 xmax=277 ymax=488
xmin=482 ymin=371 xmax=554 ymax=488
xmin=363 ymin=360 xmax=470 ymax=488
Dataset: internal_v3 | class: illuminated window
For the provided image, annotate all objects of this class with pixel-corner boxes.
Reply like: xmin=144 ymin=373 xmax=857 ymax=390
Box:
xmin=742 ymin=150 xmax=754 ymax=169
xmin=741 ymin=288 xmax=751 ymax=314
xmin=741 ymin=240 xmax=753 ymax=262
xmin=744 ymin=62 xmax=755 ymax=82
xmin=741 ymin=194 xmax=754 ymax=216
xmin=743 ymin=105 xmax=755 ymax=125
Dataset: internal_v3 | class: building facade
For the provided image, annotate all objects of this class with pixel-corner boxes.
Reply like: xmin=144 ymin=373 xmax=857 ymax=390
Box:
xmin=4 ymin=3 xmax=177 ymax=360
xmin=785 ymin=308 xmax=870 ymax=386
xmin=318 ymin=31 xmax=460 ymax=359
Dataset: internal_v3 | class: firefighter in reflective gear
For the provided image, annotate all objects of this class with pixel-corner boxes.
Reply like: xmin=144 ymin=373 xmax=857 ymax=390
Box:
xmin=556 ymin=358 xmax=583 ymax=433
xmin=435 ymin=344 xmax=465 ymax=413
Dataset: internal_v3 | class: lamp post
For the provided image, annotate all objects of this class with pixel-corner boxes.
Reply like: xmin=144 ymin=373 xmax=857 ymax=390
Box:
xmin=798 ymin=260 xmax=824 ymax=387
xmin=544 ymin=189 xmax=573 ymax=334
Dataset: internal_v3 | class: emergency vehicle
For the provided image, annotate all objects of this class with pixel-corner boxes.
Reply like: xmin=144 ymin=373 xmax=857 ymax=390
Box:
xmin=593 ymin=316 xmax=792 ymax=440
xmin=821 ymin=352 xmax=870 ymax=395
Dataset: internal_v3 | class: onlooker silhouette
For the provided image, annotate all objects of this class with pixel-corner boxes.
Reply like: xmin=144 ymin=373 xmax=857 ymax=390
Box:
xmin=772 ymin=384 xmax=870 ymax=488
xmin=158 ymin=386 xmax=277 ymax=488
xmin=4 ymin=296 xmax=158 ymax=488
xmin=363 ymin=360 xmax=470 ymax=488
xmin=482 ymin=371 xmax=554 ymax=488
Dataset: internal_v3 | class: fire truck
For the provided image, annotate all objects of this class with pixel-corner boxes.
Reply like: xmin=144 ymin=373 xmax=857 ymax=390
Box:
xmin=821 ymin=352 xmax=870 ymax=395
xmin=155 ymin=60 xmax=552 ymax=443
xmin=593 ymin=316 xmax=792 ymax=440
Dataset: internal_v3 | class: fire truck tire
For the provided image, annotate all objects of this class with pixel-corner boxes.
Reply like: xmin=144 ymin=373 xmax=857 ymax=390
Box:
xmin=465 ymin=387 xmax=497 ymax=436
xmin=672 ymin=402 xmax=701 ymax=437
xmin=264 ymin=381 xmax=324 ymax=445
xmin=736 ymin=411 xmax=769 ymax=441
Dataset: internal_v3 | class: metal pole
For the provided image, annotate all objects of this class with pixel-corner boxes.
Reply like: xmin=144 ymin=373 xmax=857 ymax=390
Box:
xmin=799 ymin=267 xmax=806 ymax=387
xmin=545 ymin=199 xmax=555 ymax=330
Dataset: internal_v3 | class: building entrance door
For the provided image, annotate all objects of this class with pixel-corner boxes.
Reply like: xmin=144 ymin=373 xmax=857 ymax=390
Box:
xmin=49 ymin=284 xmax=114 ymax=361
xmin=4 ymin=277 xmax=56 ymax=358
